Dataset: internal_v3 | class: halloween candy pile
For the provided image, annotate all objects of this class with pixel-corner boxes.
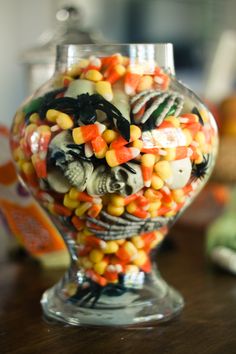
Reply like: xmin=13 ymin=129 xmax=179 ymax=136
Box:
xmin=11 ymin=53 xmax=217 ymax=291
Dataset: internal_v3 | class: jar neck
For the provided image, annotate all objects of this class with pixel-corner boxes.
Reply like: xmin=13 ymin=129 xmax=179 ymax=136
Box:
xmin=55 ymin=43 xmax=175 ymax=75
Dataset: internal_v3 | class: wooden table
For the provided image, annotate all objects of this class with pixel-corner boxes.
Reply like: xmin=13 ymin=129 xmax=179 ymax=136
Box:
xmin=1 ymin=202 xmax=236 ymax=354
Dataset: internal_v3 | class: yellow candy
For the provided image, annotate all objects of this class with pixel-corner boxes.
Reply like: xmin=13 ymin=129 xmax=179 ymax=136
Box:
xmin=63 ymin=194 xmax=80 ymax=210
xmin=95 ymin=81 xmax=113 ymax=101
xmin=137 ymin=75 xmax=153 ymax=92
xmin=37 ymin=125 xmax=51 ymax=133
xmin=104 ymin=241 xmax=119 ymax=254
xmin=132 ymin=250 xmax=147 ymax=266
xmin=172 ymin=189 xmax=185 ymax=203
xmin=107 ymin=203 xmax=125 ymax=216
xmin=182 ymin=129 xmax=193 ymax=146
xmin=85 ymin=69 xmax=103 ymax=82
xmin=56 ymin=113 xmax=74 ymax=130
xmin=123 ymin=241 xmax=138 ymax=257
xmin=67 ymin=63 xmax=82 ymax=77
xmin=144 ymin=188 xmax=161 ymax=201
xmin=69 ymin=187 xmax=79 ymax=200
xmin=78 ymin=59 xmax=90 ymax=68
xmin=151 ymin=174 xmax=164 ymax=190
xmin=165 ymin=116 xmax=180 ymax=128
xmin=22 ymin=161 xmax=34 ymax=175
xmin=75 ymin=202 xmax=91 ymax=217
xmin=194 ymin=150 xmax=204 ymax=164
xmin=126 ymin=202 xmax=136 ymax=214
xmin=154 ymin=161 xmax=172 ymax=180
xmin=110 ymin=194 xmax=125 ymax=207
xmin=149 ymin=210 xmax=159 ymax=218
xmin=29 ymin=113 xmax=40 ymax=124
xmin=102 ymin=129 xmax=118 ymax=144
xmin=165 ymin=210 xmax=177 ymax=217
xmin=148 ymin=200 xmax=161 ymax=212
xmin=150 ymin=231 xmax=164 ymax=249
xmin=89 ymin=249 xmax=104 ymax=263
xmin=46 ymin=109 xmax=59 ymax=123
xmin=130 ymin=125 xmax=142 ymax=141
xmin=131 ymin=139 xmax=143 ymax=150
xmin=93 ymin=260 xmax=108 ymax=275
xmin=116 ymin=239 xmax=125 ymax=245
xmin=163 ymin=148 xmax=176 ymax=161
xmin=125 ymin=265 xmax=139 ymax=274
xmin=131 ymin=236 xmax=144 ymax=249
xmin=195 ymin=131 xmax=206 ymax=146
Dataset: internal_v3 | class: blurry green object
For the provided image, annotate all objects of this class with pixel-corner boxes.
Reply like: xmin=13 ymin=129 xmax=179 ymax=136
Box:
xmin=207 ymin=187 xmax=236 ymax=274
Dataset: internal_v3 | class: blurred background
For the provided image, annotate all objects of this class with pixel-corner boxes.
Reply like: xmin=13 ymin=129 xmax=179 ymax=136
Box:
xmin=0 ymin=0 xmax=236 ymax=126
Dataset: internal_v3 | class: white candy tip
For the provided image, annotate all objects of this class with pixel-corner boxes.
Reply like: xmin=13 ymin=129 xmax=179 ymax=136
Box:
xmin=125 ymin=84 xmax=135 ymax=96
xmin=103 ymin=93 xmax=113 ymax=102
xmin=130 ymin=147 xmax=141 ymax=158
xmin=144 ymin=181 xmax=151 ymax=187
xmin=96 ymin=122 xmax=106 ymax=134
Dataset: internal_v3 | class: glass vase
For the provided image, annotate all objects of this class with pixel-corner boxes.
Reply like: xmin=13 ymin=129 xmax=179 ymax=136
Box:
xmin=10 ymin=44 xmax=218 ymax=326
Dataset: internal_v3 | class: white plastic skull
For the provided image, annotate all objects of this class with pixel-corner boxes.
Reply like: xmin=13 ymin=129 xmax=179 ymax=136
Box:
xmin=86 ymin=163 xmax=144 ymax=196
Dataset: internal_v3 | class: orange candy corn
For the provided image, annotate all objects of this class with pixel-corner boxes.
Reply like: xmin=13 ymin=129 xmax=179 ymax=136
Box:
xmin=106 ymin=64 xmax=126 ymax=84
xmin=124 ymin=72 xmax=141 ymax=95
xmin=72 ymin=123 xmax=106 ymax=144
xmin=110 ymin=125 xmax=141 ymax=149
xmin=86 ymin=269 xmax=107 ymax=287
xmin=179 ymin=113 xmax=199 ymax=124
xmin=87 ymin=203 xmax=103 ymax=218
xmin=85 ymin=235 xmax=106 ymax=249
xmin=106 ymin=147 xmax=140 ymax=167
xmin=53 ymin=203 xmax=72 ymax=217
xmin=91 ymin=135 xmax=108 ymax=159
xmin=31 ymin=154 xmax=47 ymax=178
xmin=141 ymin=153 xmax=156 ymax=187
xmin=126 ymin=201 xmax=150 ymax=219
xmin=71 ymin=216 xmax=85 ymax=231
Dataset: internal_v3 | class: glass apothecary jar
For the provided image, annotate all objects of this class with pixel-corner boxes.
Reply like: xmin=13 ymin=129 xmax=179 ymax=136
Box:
xmin=11 ymin=44 xmax=218 ymax=326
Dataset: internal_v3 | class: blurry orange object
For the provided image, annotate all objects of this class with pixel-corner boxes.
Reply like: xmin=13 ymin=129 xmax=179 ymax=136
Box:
xmin=218 ymin=94 xmax=236 ymax=136
xmin=0 ymin=125 xmax=69 ymax=268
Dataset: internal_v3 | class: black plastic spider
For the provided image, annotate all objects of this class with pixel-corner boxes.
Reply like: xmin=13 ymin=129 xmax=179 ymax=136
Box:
xmin=23 ymin=87 xmax=67 ymax=123
xmin=191 ymin=155 xmax=210 ymax=181
xmin=38 ymin=93 xmax=130 ymax=141
xmin=68 ymin=275 xmax=128 ymax=308
xmin=192 ymin=106 xmax=204 ymax=125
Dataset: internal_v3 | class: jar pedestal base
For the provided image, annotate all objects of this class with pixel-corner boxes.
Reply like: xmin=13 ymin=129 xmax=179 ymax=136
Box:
xmin=41 ymin=271 xmax=184 ymax=327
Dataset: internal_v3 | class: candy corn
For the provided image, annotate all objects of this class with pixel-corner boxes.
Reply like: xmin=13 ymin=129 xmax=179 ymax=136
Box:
xmin=95 ymin=81 xmax=113 ymax=101
xmin=106 ymin=64 xmax=126 ymax=84
xmin=105 ymin=147 xmax=140 ymax=167
xmin=141 ymin=153 xmax=156 ymax=187
xmin=124 ymin=72 xmax=141 ymax=95
xmin=91 ymin=135 xmax=108 ymax=159
xmin=72 ymin=123 xmax=106 ymax=144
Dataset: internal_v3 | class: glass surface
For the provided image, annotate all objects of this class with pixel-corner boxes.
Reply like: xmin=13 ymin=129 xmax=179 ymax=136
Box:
xmin=11 ymin=43 xmax=218 ymax=326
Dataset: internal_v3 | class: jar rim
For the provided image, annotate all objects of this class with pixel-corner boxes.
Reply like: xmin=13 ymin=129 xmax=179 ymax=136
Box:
xmin=56 ymin=42 xmax=173 ymax=54
xmin=55 ymin=43 xmax=175 ymax=74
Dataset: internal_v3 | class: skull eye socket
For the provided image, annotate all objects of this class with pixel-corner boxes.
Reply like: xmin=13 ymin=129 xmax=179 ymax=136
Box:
xmin=125 ymin=185 xmax=133 ymax=195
